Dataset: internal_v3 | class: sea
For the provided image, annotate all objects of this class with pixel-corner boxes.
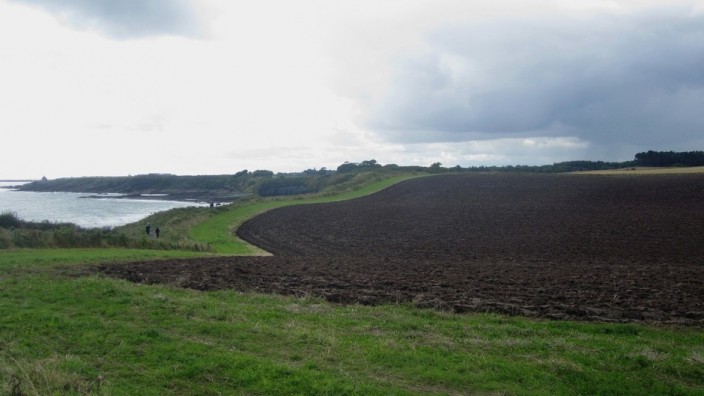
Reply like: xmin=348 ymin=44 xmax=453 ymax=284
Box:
xmin=0 ymin=181 xmax=207 ymax=228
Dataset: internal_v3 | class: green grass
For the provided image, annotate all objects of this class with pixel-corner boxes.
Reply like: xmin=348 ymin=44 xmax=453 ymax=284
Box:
xmin=0 ymin=248 xmax=213 ymax=270
xmin=190 ymin=174 xmax=422 ymax=254
xmin=1 ymin=255 xmax=702 ymax=395
xmin=113 ymin=206 xmax=213 ymax=247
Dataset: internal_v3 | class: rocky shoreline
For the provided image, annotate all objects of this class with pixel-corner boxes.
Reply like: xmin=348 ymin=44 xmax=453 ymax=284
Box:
xmin=82 ymin=191 xmax=248 ymax=204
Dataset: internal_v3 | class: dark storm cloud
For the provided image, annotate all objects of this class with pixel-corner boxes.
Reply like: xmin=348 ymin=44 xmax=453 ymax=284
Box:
xmin=367 ymin=7 xmax=704 ymax=157
xmin=13 ymin=0 xmax=201 ymax=38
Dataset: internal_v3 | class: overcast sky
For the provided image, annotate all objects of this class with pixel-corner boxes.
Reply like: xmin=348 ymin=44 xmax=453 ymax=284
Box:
xmin=1 ymin=0 xmax=703 ymax=178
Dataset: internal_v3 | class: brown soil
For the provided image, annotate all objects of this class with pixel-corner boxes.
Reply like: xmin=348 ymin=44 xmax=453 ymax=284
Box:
xmin=95 ymin=174 xmax=704 ymax=325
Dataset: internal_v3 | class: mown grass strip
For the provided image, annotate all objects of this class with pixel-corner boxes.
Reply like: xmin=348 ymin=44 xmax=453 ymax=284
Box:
xmin=0 ymin=248 xmax=213 ymax=271
xmin=190 ymin=174 xmax=422 ymax=254
xmin=1 ymin=269 xmax=702 ymax=395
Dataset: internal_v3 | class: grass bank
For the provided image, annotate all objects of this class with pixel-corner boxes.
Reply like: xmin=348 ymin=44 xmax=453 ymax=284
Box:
xmin=0 ymin=211 xmax=210 ymax=251
xmin=1 ymin=254 xmax=702 ymax=395
xmin=0 ymin=248 xmax=214 ymax=270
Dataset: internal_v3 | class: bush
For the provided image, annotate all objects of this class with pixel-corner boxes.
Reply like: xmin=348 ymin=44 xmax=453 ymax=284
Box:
xmin=0 ymin=212 xmax=22 ymax=229
xmin=0 ymin=228 xmax=12 ymax=248
xmin=12 ymin=229 xmax=49 ymax=248
xmin=336 ymin=159 xmax=382 ymax=173
xmin=257 ymin=177 xmax=315 ymax=197
xmin=252 ymin=170 xmax=274 ymax=177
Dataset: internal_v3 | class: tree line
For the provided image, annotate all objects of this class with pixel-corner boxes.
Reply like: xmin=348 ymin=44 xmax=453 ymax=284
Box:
xmin=633 ymin=150 xmax=704 ymax=167
xmin=16 ymin=150 xmax=703 ymax=199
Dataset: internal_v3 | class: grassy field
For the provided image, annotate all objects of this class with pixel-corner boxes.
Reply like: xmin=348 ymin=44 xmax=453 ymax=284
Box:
xmin=1 ymin=173 xmax=704 ymax=394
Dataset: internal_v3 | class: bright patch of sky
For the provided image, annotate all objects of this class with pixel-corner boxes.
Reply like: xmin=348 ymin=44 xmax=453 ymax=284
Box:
xmin=1 ymin=0 xmax=703 ymax=178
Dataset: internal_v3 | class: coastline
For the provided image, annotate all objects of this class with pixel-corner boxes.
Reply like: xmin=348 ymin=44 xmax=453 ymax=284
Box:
xmin=13 ymin=175 xmax=250 ymax=204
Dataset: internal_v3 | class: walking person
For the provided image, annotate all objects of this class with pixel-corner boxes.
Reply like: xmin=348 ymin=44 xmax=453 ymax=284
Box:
xmin=155 ymin=227 xmax=160 ymax=239
xmin=146 ymin=223 xmax=151 ymax=236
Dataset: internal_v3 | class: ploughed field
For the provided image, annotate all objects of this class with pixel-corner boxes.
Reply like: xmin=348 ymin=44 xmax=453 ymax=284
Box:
xmin=98 ymin=174 xmax=704 ymax=325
